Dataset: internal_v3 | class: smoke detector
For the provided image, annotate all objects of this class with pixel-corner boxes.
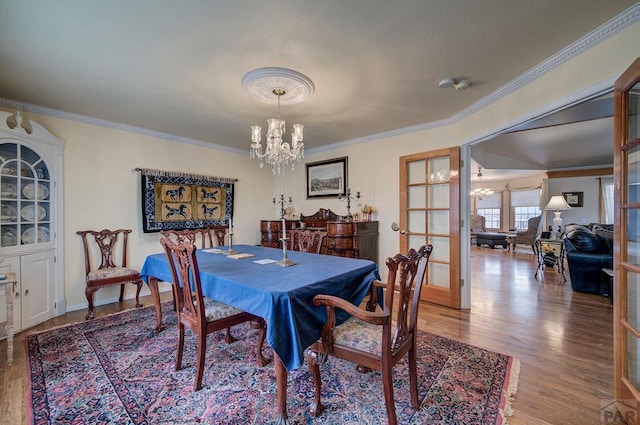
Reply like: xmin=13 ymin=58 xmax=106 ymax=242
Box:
xmin=454 ymin=80 xmax=470 ymax=90
xmin=438 ymin=77 xmax=455 ymax=89
xmin=438 ymin=77 xmax=471 ymax=90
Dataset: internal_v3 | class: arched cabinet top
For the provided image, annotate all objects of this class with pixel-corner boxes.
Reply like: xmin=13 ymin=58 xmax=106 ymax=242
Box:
xmin=0 ymin=111 xmax=64 ymax=148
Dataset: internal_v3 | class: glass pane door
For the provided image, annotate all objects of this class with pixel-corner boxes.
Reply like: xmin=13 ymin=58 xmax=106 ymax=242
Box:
xmin=614 ymin=57 xmax=640 ymax=421
xmin=400 ymin=147 xmax=460 ymax=308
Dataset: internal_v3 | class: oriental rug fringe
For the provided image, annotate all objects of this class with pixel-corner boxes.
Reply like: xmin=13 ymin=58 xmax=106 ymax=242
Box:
xmin=26 ymin=303 xmax=519 ymax=424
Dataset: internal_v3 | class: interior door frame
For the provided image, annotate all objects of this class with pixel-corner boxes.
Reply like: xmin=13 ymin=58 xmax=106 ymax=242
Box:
xmin=461 ymin=79 xmax=615 ymax=309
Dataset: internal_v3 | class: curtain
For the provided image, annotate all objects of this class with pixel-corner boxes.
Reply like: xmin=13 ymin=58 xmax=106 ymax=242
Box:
xmin=600 ymin=177 xmax=614 ymax=224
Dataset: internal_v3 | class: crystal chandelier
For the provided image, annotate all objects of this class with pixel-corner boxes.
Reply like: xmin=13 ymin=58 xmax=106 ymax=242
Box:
xmin=250 ymin=88 xmax=304 ymax=175
xmin=470 ymin=167 xmax=494 ymax=199
xmin=243 ymin=67 xmax=314 ymax=175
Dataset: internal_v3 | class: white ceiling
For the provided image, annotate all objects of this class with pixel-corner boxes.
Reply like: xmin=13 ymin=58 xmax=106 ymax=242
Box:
xmin=0 ymin=1 xmax=636 ymax=169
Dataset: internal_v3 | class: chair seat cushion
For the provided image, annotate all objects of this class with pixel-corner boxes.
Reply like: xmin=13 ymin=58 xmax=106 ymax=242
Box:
xmin=333 ymin=316 xmax=384 ymax=356
xmin=88 ymin=267 xmax=139 ymax=282
xmin=201 ymin=297 xmax=244 ymax=322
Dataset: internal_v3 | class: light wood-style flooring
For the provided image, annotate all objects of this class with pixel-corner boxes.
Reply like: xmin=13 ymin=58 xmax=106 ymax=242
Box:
xmin=0 ymin=245 xmax=620 ymax=424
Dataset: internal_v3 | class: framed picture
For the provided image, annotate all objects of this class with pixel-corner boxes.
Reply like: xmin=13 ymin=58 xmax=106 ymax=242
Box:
xmin=306 ymin=157 xmax=348 ymax=198
xmin=562 ymin=192 xmax=583 ymax=207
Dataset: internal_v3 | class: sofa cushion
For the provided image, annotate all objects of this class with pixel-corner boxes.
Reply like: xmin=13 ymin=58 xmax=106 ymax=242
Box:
xmin=588 ymin=222 xmax=613 ymax=232
xmin=594 ymin=226 xmax=614 ymax=255
xmin=565 ymin=226 xmax=600 ymax=253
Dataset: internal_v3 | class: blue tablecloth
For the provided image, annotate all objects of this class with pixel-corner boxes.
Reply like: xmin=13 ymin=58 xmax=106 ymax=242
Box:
xmin=140 ymin=244 xmax=379 ymax=370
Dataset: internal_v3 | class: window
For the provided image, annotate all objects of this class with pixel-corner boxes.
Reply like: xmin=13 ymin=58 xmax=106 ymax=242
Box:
xmin=511 ymin=188 xmax=541 ymax=230
xmin=477 ymin=208 xmax=500 ymax=229
xmin=476 ymin=193 xmax=501 ymax=229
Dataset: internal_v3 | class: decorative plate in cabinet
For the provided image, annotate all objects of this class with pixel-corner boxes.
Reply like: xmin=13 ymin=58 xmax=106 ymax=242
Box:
xmin=21 ymin=227 xmax=50 ymax=244
xmin=1 ymin=182 xmax=17 ymax=198
xmin=23 ymin=183 xmax=49 ymax=200
xmin=1 ymin=204 xmax=17 ymax=222
xmin=20 ymin=205 xmax=46 ymax=221
xmin=1 ymin=228 xmax=17 ymax=246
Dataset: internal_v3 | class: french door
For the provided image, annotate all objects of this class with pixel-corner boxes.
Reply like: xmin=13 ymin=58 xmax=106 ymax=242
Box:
xmin=614 ymin=57 xmax=640 ymax=423
xmin=399 ymin=147 xmax=461 ymax=308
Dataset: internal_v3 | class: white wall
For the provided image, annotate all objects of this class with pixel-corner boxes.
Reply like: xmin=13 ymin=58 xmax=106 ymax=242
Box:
xmin=547 ymin=174 xmax=611 ymax=227
xmin=4 ymin=19 xmax=638 ymax=315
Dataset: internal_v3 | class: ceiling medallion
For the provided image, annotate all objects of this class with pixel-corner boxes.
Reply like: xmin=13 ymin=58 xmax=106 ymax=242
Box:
xmin=243 ymin=68 xmax=314 ymax=175
xmin=242 ymin=67 xmax=314 ymax=105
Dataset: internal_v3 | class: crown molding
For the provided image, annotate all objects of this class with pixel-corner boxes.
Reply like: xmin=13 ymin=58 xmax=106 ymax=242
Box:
xmin=0 ymin=97 xmax=248 ymax=155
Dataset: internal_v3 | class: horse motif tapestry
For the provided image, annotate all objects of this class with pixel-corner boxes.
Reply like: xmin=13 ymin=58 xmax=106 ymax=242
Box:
xmin=137 ymin=168 xmax=236 ymax=233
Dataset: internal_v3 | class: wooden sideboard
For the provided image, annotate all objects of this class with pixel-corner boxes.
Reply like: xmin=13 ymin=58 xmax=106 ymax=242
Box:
xmin=260 ymin=220 xmax=296 ymax=248
xmin=260 ymin=208 xmax=378 ymax=263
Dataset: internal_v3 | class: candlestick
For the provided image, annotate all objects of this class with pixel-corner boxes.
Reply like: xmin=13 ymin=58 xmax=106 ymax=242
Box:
xmin=338 ymin=188 xmax=361 ymax=221
xmin=273 ymin=193 xmax=293 ymax=219
xmin=226 ymin=216 xmax=237 ymax=255
xmin=281 ymin=218 xmax=287 ymax=240
xmin=276 ymin=218 xmax=295 ymax=267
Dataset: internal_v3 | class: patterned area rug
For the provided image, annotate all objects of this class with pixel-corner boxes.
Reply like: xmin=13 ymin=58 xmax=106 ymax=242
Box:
xmin=26 ymin=303 xmax=519 ymax=424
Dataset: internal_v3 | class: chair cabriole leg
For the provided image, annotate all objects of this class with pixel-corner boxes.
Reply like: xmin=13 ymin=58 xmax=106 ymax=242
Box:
xmin=307 ymin=349 xmax=325 ymax=417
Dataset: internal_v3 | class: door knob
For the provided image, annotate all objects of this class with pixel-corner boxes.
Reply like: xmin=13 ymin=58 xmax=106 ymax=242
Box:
xmin=24 ymin=289 xmax=29 ymax=296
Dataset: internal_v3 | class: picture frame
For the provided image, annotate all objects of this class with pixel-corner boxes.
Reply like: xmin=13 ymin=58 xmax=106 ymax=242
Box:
xmin=562 ymin=191 xmax=584 ymax=207
xmin=306 ymin=156 xmax=348 ymax=198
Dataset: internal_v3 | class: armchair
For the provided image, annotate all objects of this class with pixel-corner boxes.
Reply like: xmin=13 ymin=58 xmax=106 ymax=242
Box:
xmin=510 ymin=215 xmax=543 ymax=253
xmin=307 ymin=244 xmax=433 ymax=425
xmin=470 ymin=214 xmax=486 ymax=243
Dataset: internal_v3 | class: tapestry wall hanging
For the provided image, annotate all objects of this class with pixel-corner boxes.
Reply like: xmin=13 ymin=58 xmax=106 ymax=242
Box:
xmin=137 ymin=168 xmax=236 ymax=233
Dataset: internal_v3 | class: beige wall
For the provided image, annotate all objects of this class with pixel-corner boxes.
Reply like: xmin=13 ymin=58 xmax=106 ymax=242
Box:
xmin=5 ymin=20 xmax=638 ymax=314
xmin=6 ymin=113 xmax=276 ymax=311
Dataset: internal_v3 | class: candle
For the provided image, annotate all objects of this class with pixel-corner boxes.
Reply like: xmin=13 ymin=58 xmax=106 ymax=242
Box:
xmin=282 ymin=218 xmax=286 ymax=240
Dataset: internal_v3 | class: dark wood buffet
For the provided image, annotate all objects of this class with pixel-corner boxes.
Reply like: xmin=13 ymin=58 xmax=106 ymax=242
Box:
xmin=260 ymin=208 xmax=378 ymax=263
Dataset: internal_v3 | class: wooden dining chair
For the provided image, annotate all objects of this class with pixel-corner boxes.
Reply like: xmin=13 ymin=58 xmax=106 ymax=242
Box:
xmin=307 ymin=244 xmax=433 ymax=425
xmin=289 ymin=229 xmax=327 ymax=254
xmin=161 ymin=228 xmax=233 ymax=341
xmin=77 ymin=229 xmax=143 ymax=320
xmin=159 ymin=237 xmax=268 ymax=391
xmin=206 ymin=224 xmax=228 ymax=246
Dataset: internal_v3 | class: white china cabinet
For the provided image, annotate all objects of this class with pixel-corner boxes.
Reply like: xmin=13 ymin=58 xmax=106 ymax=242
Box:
xmin=0 ymin=111 xmax=64 ymax=333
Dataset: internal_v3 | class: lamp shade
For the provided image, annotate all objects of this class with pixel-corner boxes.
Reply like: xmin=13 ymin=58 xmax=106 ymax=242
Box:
xmin=544 ymin=195 xmax=571 ymax=211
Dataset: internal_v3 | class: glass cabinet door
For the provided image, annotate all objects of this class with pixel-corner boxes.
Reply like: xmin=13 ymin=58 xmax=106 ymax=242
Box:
xmin=0 ymin=142 xmax=52 ymax=248
xmin=614 ymin=57 xmax=640 ymax=422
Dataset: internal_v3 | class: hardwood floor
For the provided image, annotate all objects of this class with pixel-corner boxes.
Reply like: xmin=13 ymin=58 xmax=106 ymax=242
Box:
xmin=0 ymin=246 xmax=621 ymax=424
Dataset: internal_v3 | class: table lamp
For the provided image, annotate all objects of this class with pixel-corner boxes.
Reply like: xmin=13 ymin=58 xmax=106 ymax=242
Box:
xmin=544 ymin=195 xmax=572 ymax=239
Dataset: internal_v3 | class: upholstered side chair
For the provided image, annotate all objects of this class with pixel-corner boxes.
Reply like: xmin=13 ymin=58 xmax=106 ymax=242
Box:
xmin=160 ymin=237 xmax=268 ymax=391
xmin=307 ymin=244 xmax=433 ymax=425
xmin=511 ymin=215 xmax=543 ymax=253
xmin=76 ymin=229 xmax=143 ymax=320
xmin=470 ymin=214 xmax=486 ymax=242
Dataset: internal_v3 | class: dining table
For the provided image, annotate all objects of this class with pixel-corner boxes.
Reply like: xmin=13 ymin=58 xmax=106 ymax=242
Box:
xmin=140 ymin=244 xmax=379 ymax=424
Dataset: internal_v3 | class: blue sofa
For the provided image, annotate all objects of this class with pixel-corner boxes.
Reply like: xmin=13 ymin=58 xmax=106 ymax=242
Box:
xmin=563 ymin=224 xmax=613 ymax=294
